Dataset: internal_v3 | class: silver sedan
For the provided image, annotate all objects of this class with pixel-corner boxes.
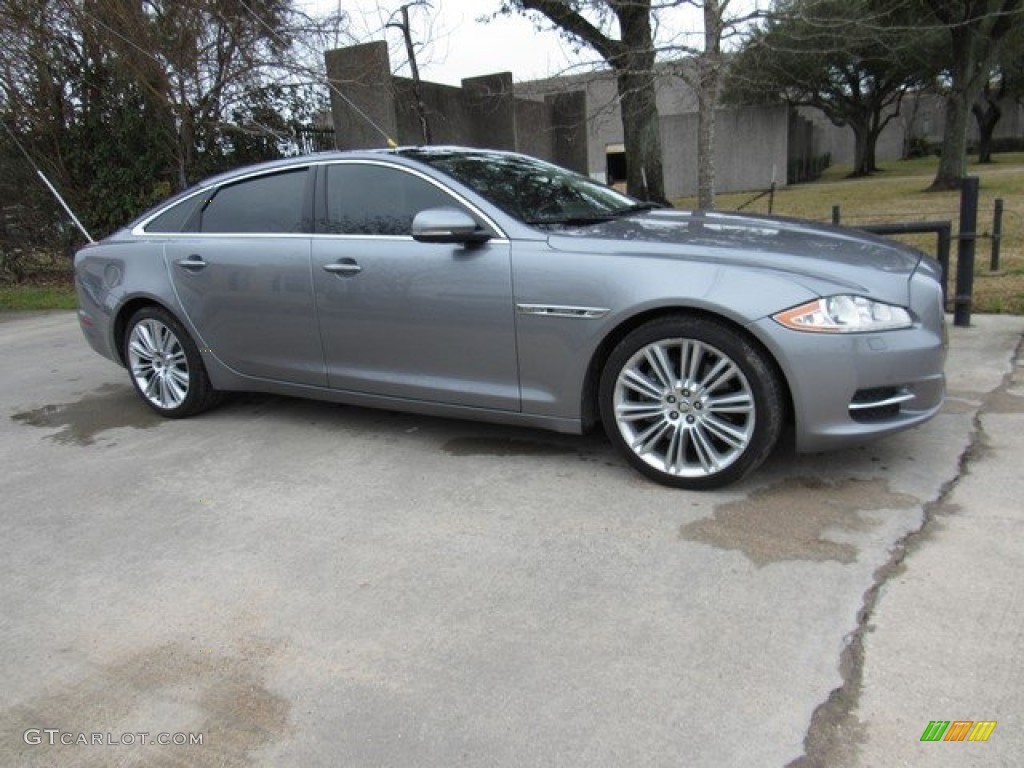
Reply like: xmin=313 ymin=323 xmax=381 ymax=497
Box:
xmin=74 ymin=148 xmax=946 ymax=488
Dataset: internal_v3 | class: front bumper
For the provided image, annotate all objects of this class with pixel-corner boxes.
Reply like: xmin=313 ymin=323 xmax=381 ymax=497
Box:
xmin=751 ymin=269 xmax=947 ymax=453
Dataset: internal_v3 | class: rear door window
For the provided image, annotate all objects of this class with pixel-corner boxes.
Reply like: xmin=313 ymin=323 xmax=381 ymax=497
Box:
xmin=201 ymin=168 xmax=309 ymax=234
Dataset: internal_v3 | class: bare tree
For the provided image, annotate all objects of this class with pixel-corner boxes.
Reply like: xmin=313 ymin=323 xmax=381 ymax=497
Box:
xmin=667 ymin=1 xmax=767 ymax=208
xmin=0 ymin=0 xmax=343 ymax=252
xmin=386 ymin=2 xmax=433 ymax=143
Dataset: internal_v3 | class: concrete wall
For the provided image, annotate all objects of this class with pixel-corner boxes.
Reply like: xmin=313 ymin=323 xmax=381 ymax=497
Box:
xmin=799 ymin=93 xmax=1024 ymax=167
xmin=904 ymin=93 xmax=1024 ymax=145
xmin=661 ymin=107 xmax=789 ymax=198
xmin=518 ymin=70 xmax=790 ymax=196
xmin=797 ymin=107 xmax=906 ymax=166
xmin=463 ymin=73 xmax=518 ymax=150
xmin=325 ymin=42 xmax=1024 ymax=205
xmin=514 ymin=99 xmax=554 ymax=162
xmin=324 ymin=41 xmax=588 ymax=171
xmin=516 ymin=72 xmax=627 ymax=183
xmin=325 ymin=42 xmax=398 ymax=150
xmin=545 ymin=91 xmax=589 ymax=175
xmin=394 ymin=77 xmax=472 ymax=145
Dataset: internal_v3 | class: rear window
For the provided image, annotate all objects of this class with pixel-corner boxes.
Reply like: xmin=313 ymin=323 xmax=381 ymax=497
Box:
xmin=143 ymin=197 xmax=201 ymax=233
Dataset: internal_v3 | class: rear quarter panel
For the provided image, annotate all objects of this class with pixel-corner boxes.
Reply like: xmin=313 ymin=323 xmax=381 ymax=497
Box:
xmin=75 ymin=238 xmax=182 ymax=365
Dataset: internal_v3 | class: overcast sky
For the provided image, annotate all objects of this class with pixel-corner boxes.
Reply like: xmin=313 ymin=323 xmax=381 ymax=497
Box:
xmin=303 ymin=0 xmax=708 ymax=86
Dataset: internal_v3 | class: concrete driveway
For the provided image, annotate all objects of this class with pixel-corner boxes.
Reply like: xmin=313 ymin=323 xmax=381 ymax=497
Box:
xmin=1 ymin=310 xmax=1021 ymax=767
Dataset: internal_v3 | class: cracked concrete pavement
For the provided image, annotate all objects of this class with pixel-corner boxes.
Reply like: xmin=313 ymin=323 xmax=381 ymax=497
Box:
xmin=0 ymin=310 xmax=1021 ymax=767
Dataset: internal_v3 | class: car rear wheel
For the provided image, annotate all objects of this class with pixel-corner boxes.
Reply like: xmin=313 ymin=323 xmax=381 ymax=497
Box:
xmin=124 ymin=306 xmax=219 ymax=418
xmin=599 ymin=316 xmax=784 ymax=489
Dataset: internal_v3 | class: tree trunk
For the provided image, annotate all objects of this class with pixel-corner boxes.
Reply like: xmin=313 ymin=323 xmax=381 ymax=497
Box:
xmin=515 ymin=0 xmax=667 ymax=202
xmin=863 ymin=130 xmax=878 ymax=174
xmin=927 ymin=0 xmax=1023 ymax=187
xmin=931 ymin=23 xmax=976 ymax=189
xmin=696 ymin=83 xmax=716 ymax=209
xmin=932 ymin=88 xmax=973 ymax=189
xmin=696 ymin=0 xmax=724 ymax=210
xmin=394 ymin=4 xmax=431 ymax=144
xmin=972 ymin=97 xmax=1002 ymax=163
xmin=864 ymin=107 xmax=888 ymax=174
xmin=850 ymin=121 xmax=871 ymax=177
xmin=616 ymin=68 xmax=667 ymax=204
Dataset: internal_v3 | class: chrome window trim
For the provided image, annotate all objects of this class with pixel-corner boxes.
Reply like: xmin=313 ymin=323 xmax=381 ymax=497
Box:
xmin=132 ymin=157 xmax=508 ymax=240
xmin=129 ymin=231 xmax=511 ymax=244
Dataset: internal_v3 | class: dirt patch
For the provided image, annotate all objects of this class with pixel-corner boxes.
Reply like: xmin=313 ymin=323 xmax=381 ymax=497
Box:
xmin=11 ymin=384 xmax=162 ymax=445
xmin=0 ymin=639 xmax=290 ymax=767
xmin=680 ymin=477 xmax=919 ymax=567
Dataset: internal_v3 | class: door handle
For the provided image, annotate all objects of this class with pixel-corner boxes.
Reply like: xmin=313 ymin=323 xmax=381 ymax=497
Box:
xmin=322 ymin=259 xmax=362 ymax=276
xmin=175 ymin=255 xmax=208 ymax=272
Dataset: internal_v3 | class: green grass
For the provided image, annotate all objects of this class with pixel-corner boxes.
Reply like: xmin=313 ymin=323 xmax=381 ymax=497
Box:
xmin=674 ymin=153 xmax=1024 ymax=314
xmin=0 ymin=284 xmax=77 ymax=311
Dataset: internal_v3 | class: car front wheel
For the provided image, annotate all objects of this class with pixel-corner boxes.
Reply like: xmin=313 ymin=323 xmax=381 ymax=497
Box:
xmin=599 ymin=316 xmax=784 ymax=489
xmin=124 ymin=306 xmax=219 ymax=418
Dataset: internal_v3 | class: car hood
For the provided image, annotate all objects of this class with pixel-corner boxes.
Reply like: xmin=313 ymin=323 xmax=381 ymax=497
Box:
xmin=546 ymin=209 xmax=924 ymax=298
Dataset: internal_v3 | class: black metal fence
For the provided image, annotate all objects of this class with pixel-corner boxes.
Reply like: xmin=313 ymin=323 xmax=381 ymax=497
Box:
xmin=831 ymin=177 xmax=987 ymax=327
xmin=294 ymin=127 xmax=336 ymax=154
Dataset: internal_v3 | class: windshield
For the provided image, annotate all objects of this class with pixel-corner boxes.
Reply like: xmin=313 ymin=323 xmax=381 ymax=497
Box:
xmin=399 ymin=148 xmax=639 ymax=227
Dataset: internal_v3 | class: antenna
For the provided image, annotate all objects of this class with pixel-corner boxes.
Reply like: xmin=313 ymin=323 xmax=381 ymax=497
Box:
xmin=1 ymin=122 xmax=94 ymax=243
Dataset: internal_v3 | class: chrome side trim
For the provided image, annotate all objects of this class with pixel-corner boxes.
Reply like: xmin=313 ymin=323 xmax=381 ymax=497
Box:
xmin=848 ymin=390 xmax=915 ymax=411
xmin=516 ymin=304 xmax=610 ymax=319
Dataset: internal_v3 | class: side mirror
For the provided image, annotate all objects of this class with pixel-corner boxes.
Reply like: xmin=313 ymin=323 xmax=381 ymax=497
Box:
xmin=411 ymin=208 xmax=491 ymax=244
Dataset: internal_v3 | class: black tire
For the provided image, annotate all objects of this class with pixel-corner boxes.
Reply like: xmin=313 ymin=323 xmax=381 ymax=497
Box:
xmin=123 ymin=305 xmax=220 ymax=418
xmin=598 ymin=315 xmax=784 ymax=489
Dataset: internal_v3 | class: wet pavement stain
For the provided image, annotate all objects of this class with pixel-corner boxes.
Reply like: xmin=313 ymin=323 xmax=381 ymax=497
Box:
xmin=679 ymin=477 xmax=919 ymax=567
xmin=940 ymin=397 xmax=978 ymax=415
xmin=984 ymin=389 xmax=1024 ymax=414
xmin=0 ymin=639 xmax=291 ymax=767
xmin=443 ymin=436 xmax=580 ymax=458
xmin=11 ymin=384 xmax=163 ymax=445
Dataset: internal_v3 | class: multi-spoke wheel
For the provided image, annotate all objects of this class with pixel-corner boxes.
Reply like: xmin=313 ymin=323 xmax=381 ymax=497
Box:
xmin=599 ymin=316 xmax=784 ymax=489
xmin=124 ymin=306 xmax=219 ymax=418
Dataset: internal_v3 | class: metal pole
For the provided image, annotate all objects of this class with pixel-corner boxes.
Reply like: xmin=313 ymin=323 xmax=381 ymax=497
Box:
xmin=937 ymin=224 xmax=951 ymax=310
xmin=953 ymin=176 xmax=979 ymax=327
xmin=831 ymin=205 xmax=840 ymax=226
xmin=990 ymin=198 xmax=1003 ymax=271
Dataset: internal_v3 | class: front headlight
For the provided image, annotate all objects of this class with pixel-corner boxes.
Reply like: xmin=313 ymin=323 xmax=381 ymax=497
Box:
xmin=773 ymin=296 xmax=913 ymax=333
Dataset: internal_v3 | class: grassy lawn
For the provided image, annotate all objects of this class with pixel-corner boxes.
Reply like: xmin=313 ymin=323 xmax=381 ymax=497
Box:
xmin=674 ymin=153 xmax=1024 ymax=314
xmin=0 ymin=281 xmax=76 ymax=311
